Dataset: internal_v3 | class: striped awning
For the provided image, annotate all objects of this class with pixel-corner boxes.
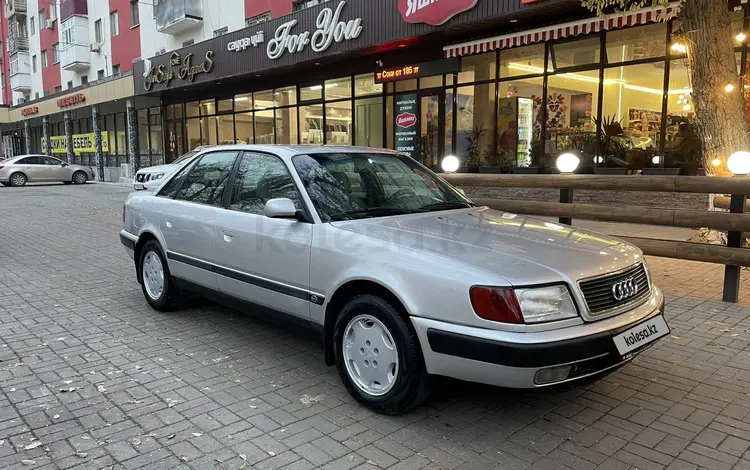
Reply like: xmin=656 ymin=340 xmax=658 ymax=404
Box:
xmin=443 ymin=3 xmax=680 ymax=58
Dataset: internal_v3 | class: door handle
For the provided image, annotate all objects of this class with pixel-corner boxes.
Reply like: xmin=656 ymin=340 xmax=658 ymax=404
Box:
xmin=165 ymin=217 xmax=174 ymax=228
xmin=221 ymin=229 xmax=234 ymax=242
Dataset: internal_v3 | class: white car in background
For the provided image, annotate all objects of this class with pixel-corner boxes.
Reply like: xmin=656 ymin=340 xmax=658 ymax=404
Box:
xmin=133 ymin=147 xmax=212 ymax=191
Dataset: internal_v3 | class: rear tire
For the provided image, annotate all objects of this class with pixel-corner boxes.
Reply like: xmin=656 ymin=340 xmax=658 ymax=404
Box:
xmin=72 ymin=171 xmax=88 ymax=184
xmin=139 ymin=240 xmax=181 ymax=312
xmin=9 ymin=172 xmax=26 ymax=187
xmin=334 ymin=295 xmax=431 ymax=415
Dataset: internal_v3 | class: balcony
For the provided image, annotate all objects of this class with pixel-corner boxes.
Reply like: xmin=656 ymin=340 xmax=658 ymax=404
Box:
xmin=5 ymin=0 xmax=27 ymax=18
xmin=9 ymin=34 xmax=29 ymax=54
xmin=10 ymin=51 xmax=31 ymax=92
xmin=155 ymin=0 xmax=203 ymax=35
xmin=60 ymin=0 xmax=87 ymax=22
xmin=61 ymin=44 xmax=90 ymax=72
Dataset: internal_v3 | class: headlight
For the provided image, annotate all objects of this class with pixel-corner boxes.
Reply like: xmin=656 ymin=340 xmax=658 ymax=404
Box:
xmin=514 ymin=285 xmax=578 ymax=323
xmin=470 ymin=285 xmax=578 ymax=324
xmin=153 ymin=173 xmax=164 ymax=180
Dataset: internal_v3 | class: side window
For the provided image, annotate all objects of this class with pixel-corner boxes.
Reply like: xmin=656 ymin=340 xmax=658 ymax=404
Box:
xmin=229 ymin=153 xmax=301 ymax=214
xmin=19 ymin=156 xmax=42 ymax=165
xmin=43 ymin=157 xmax=61 ymax=165
xmin=157 ymin=162 xmax=194 ymax=199
xmin=174 ymin=151 xmax=238 ymax=206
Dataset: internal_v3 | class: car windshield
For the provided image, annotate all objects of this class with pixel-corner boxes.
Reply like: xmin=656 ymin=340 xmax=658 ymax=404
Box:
xmin=173 ymin=151 xmax=199 ymax=165
xmin=292 ymin=152 xmax=473 ymax=221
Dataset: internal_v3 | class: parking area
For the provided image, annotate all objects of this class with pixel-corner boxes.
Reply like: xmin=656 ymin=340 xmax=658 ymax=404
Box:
xmin=0 ymin=183 xmax=749 ymax=470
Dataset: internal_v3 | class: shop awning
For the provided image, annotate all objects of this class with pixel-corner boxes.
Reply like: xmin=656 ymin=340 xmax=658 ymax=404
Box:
xmin=443 ymin=3 xmax=680 ymax=58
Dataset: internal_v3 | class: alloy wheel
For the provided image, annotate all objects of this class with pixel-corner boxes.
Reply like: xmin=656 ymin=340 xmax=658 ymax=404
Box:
xmin=142 ymin=251 xmax=165 ymax=300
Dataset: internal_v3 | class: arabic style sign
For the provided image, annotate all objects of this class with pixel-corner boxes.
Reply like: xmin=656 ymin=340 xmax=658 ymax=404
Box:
xmin=41 ymin=132 xmax=110 ymax=155
xmin=267 ymin=0 xmax=363 ymax=60
xmin=144 ymin=51 xmax=215 ymax=91
xmin=394 ymin=94 xmax=420 ymax=160
xmin=398 ymin=0 xmax=478 ymax=26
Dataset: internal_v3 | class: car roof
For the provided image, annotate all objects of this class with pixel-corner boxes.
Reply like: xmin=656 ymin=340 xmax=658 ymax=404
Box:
xmin=5 ymin=154 xmax=49 ymax=162
xmin=197 ymin=144 xmax=405 ymax=157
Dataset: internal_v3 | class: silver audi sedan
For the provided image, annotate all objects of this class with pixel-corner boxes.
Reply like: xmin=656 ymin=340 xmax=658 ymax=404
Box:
xmin=120 ymin=145 xmax=667 ymax=415
xmin=0 ymin=154 xmax=95 ymax=186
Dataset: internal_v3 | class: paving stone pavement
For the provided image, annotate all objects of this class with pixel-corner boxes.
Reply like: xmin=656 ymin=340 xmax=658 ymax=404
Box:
xmin=1 ymin=183 xmax=750 ymax=470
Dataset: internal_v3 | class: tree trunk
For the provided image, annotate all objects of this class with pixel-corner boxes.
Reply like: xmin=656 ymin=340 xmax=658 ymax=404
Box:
xmin=679 ymin=0 xmax=750 ymax=174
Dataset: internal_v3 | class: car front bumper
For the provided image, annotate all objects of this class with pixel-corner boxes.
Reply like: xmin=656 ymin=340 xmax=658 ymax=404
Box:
xmin=412 ymin=287 xmax=666 ymax=388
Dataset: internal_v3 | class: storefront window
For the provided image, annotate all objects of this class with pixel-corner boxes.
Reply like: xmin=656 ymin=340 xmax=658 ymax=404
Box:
xmin=186 ymin=101 xmax=200 ymax=118
xmin=138 ymin=109 xmax=149 ymax=157
xmin=395 ymin=79 xmax=417 ymax=92
xmin=419 ymin=75 xmax=443 ymax=89
xmin=546 ymin=70 xmax=601 ymax=167
xmin=499 ymin=44 xmax=546 ymax=78
xmin=254 ymin=90 xmax=276 ymax=110
xmin=326 ymin=77 xmax=352 ymax=100
xmin=187 ymin=118 xmax=201 ymax=149
xmin=300 ymin=83 xmax=323 ymax=102
xmin=445 ymin=89 xmax=454 ymax=155
xmin=386 ymin=95 xmax=394 ymax=149
xmin=326 ymin=101 xmax=352 ymax=145
xmin=236 ymin=112 xmax=253 ymax=144
xmin=201 ymin=117 xmax=217 ymax=145
xmin=115 ymin=112 xmax=128 ymax=157
xmin=354 ymin=73 xmax=382 ymax=96
xmin=354 ymin=97 xmax=383 ymax=148
xmin=664 ymin=59 xmax=700 ymax=173
xmin=218 ymin=114 xmax=235 ymax=144
xmin=601 ymin=63 xmax=664 ymax=168
xmin=200 ymin=99 xmax=216 ymax=116
xmin=606 ymin=23 xmax=667 ymax=63
xmin=276 ymin=86 xmax=297 ymax=107
xmin=173 ymin=103 xmax=184 ymax=119
xmin=255 ymin=110 xmax=275 ymax=144
xmin=550 ymin=36 xmax=601 ymax=70
xmin=275 ymin=107 xmax=298 ymax=145
xmin=497 ymin=77 xmax=544 ymax=168
xmin=300 ymin=104 xmax=324 ymax=144
xmin=217 ymin=98 xmax=233 ymax=114
xmin=235 ymin=93 xmax=252 ymax=112
xmin=456 ymin=83 xmax=496 ymax=166
xmin=459 ymin=52 xmax=496 ymax=83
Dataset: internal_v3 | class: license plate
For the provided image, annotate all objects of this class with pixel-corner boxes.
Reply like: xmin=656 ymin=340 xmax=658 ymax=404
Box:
xmin=134 ymin=184 xmax=145 ymax=190
xmin=613 ymin=314 xmax=670 ymax=356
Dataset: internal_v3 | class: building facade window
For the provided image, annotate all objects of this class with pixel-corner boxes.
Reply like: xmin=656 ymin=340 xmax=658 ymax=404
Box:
xmin=293 ymin=0 xmax=329 ymax=12
xmin=94 ymin=19 xmax=102 ymax=43
xmin=246 ymin=12 xmax=271 ymax=26
xmin=41 ymin=50 xmax=48 ymax=68
xmin=30 ymin=16 xmax=35 ymax=35
xmin=110 ymin=11 xmax=119 ymax=37
xmin=50 ymin=2 xmax=57 ymax=21
xmin=52 ymin=43 xmax=60 ymax=64
xmin=39 ymin=8 xmax=47 ymax=28
xmin=97 ymin=69 xmax=105 ymax=80
xmin=32 ymin=55 xmax=37 ymax=73
xmin=81 ymin=75 xmax=88 ymax=85
xmin=130 ymin=2 xmax=140 ymax=27
xmin=113 ymin=64 xmax=120 ymax=75
xmin=182 ymin=39 xmax=194 ymax=47
xmin=213 ymin=27 xmax=228 ymax=37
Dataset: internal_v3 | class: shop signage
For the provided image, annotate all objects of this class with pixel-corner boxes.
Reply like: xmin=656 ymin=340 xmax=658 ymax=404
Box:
xmin=398 ymin=0 xmax=478 ymax=26
xmin=228 ymin=31 xmax=265 ymax=52
xmin=21 ymin=105 xmax=39 ymax=116
xmin=143 ymin=51 xmax=215 ymax=91
xmin=41 ymin=132 xmax=110 ymax=155
xmin=375 ymin=58 xmax=459 ymax=83
xmin=57 ymin=93 xmax=86 ymax=108
xmin=267 ymin=1 xmax=363 ymax=60
xmin=394 ymin=94 xmax=420 ymax=160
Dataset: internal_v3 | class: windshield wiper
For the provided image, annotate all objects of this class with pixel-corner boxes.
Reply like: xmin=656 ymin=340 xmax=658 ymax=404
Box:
xmin=328 ymin=207 xmax=417 ymax=221
xmin=418 ymin=201 xmax=475 ymax=211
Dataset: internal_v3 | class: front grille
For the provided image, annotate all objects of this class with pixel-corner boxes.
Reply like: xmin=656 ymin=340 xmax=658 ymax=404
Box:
xmin=579 ymin=263 xmax=650 ymax=316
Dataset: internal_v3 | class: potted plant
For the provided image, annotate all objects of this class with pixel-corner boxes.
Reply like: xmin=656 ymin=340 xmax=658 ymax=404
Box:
xmin=464 ymin=124 xmax=486 ymax=173
xmin=480 ymin=145 xmax=516 ymax=173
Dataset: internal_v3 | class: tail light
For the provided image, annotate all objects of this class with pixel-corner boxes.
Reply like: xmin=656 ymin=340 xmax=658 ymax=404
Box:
xmin=122 ymin=205 xmax=126 ymax=223
xmin=0 ymin=166 xmax=4 ymax=170
xmin=469 ymin=286 xmax=524 ymax=324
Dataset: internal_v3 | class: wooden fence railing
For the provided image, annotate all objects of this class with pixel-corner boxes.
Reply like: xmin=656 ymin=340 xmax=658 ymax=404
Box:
xmin=442 ymin=174 xmax=750 ymax=302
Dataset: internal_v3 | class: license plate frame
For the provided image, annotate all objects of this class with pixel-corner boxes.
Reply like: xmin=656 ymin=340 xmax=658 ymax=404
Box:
xmin=613 ymin=314 xmax=670 ymax=356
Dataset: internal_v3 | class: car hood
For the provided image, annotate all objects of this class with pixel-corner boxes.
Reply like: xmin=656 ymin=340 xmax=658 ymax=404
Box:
xmin=137 ymin=163 xmax=179 ymax=174
xmin=331 ymin=207 xmax=643 ymax=286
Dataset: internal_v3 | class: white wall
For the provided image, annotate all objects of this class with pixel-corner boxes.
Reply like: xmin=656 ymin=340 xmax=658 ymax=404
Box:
xmin=139 ymin=0 xmax=246 ymax=59
xmin=27 ymin=0 xmax=43 ymax=99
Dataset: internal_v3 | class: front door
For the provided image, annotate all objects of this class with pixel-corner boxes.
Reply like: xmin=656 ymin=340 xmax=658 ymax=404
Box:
xmin=42 ymin=156 xmax=71 ymax=181
xmin=214 ymin=151 xmax=312 ymax=321
xmin=420 ymin=93 xmax=444 ymax=169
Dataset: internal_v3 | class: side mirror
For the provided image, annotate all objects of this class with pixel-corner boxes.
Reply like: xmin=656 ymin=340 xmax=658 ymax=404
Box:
xmin=264 ymin=198 xmax=301 ymax=220
xmin=61 ymin=162 xmax=68 ymax=167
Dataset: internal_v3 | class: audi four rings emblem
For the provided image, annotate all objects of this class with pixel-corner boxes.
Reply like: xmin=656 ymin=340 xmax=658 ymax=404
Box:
xmin=612 ymin=277 xmax=638 ymax=301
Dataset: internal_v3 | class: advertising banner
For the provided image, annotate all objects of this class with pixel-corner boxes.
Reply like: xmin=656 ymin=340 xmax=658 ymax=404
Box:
xmin=394 ymin=94 xmax=420 ymax=160
xmin=42 ymin=132 xmax=110 ymax=155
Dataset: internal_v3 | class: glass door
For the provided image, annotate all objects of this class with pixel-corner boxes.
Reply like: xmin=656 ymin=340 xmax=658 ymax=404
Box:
xmin=420 ymin=93 xmax=444 ymax=169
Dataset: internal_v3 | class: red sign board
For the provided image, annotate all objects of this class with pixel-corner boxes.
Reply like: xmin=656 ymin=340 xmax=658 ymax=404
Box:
xmin=21 ymin=105 xmax=39 ymax=116
xmin=57 ymin=93 xmax=86 ymax=108
xmin=396 ymin=112 xmax=417 ymax=128
xmin=398 ymin=0 xmax=478 ymax=26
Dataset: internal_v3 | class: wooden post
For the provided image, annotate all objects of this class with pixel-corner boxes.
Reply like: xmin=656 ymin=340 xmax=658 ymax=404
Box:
xmin=723 ymin=193 xmax=746 ymax=302
xmin=559 ymin=188 xmax=573 ymax=225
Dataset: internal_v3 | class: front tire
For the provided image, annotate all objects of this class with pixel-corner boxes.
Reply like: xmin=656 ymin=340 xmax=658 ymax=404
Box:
xmin=139 ymin=240 xmax=180 ymax=312
xmin=9 ymin=172 xmax=26 ymax=187
xmin=334 ymin=295 xmax=431 ymax=415
xmin=72 ymin=171 xmax=88 ymax=184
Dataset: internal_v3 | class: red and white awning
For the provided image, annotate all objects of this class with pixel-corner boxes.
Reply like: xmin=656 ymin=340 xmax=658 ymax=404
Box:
xmin=444 ymin=3 xmax=681 ymax=58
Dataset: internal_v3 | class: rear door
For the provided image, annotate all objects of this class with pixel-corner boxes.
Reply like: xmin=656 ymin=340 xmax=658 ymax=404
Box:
xmin=214 ymin=151 xmax=313 ymax=321
xmin=16 ymin=156 xmax=46 ymax=181
xmin=158 ymin=150 xmax=239 ymax=290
